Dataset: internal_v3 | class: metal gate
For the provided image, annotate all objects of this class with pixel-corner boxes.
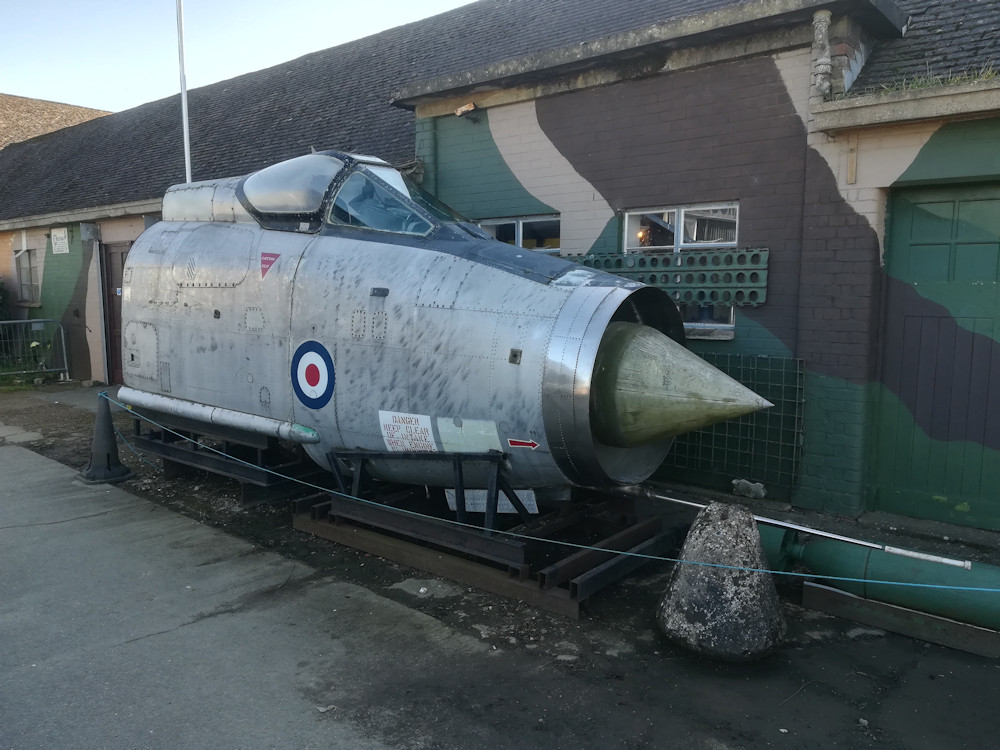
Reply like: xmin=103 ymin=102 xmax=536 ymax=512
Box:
xmin=0 ymin=319 xmax=69 ymax=378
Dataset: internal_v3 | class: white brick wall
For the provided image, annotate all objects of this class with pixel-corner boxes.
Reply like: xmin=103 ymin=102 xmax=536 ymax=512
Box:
xmin=488 ymin=101 xmax=615 ymax=255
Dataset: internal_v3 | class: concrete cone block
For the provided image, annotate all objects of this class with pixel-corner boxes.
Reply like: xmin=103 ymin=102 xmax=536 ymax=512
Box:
xmin=657 ymin=501 xmax=785 ymax=661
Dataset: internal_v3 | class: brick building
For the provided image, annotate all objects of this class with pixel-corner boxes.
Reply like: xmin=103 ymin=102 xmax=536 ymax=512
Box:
xmin=1 ymin=0 xmax=999 ymax=529
xmin=391 ymin=0 xmax=1000 ymax=528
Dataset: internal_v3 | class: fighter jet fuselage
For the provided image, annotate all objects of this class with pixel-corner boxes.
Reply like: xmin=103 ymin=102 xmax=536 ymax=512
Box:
xmin=120 ymin=151 xmax=768 ymax=492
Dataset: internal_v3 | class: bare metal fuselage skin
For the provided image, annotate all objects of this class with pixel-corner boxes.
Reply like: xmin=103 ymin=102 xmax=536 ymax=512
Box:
xmin=121 ymin=151 xmax=748 ymax=490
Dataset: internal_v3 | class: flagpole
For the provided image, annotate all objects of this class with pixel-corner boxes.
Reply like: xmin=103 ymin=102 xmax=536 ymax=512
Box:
xmin=176 ymin=0 xmax=192 ymax=184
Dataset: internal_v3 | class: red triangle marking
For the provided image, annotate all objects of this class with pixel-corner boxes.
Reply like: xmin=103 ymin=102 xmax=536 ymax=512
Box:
xmin=261 ymin=253 xmax=280 ymax=278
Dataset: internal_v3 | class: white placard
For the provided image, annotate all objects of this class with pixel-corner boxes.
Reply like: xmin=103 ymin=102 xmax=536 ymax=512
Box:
xmin=445 ymin=488 xmax=538 ymax=515
xmin=51 ymin=227 xmax=69 ymax=254
xmin=436 ymin=417 xmax=502 ymax=453
xmin=379 ymin=410 xmax=437 ymax=452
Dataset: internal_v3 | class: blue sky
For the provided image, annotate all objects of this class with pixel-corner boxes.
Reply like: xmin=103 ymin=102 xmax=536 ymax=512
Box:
xmin=3 ymin=0 xmax=473 ymax=112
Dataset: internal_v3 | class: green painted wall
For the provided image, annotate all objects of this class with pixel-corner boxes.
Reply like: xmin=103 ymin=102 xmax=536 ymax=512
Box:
xmin=871 ymin=385 xmax=1000 ymax=531
xmin=416 ymin=99 xmax=1000 ymax=527
xmin=689 ymin=313 xmax=794 ymax=360
xmin=896 ymin=118 xmax=1000 ymax=186
xmin=795 ymin=374 xmax=871 ymax=514
xmin=422 ymin=101 xmax=809 ymax=504
xmin=587 ymin=217 xmax=620 ymax=256
xmin=418 ymin=113 xmax=556 ymax=219
xmin=34 ymin=225 xmax=82 ymax=320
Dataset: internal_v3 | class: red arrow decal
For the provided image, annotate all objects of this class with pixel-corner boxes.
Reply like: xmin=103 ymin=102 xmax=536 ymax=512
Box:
xmin=507 ymin=438 xmax=539 ymax=450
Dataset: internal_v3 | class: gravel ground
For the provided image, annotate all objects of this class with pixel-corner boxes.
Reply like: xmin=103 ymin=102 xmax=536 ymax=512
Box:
xmin=5 ymin=382 xmax=1000 ymax=750
xmin=0 ymin=383 xmax=678 ymax=660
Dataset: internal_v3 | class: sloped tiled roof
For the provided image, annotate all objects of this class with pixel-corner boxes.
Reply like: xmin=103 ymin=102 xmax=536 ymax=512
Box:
xmin=0 ymin=94 xmax=108 ymax=151
xmin=0 ymin=0 xmax=792 ymax=222
xmin=1 ymin=0 xmax=981 ymax=224
xmin=851 ymin=0 xmax=1000 ymax=94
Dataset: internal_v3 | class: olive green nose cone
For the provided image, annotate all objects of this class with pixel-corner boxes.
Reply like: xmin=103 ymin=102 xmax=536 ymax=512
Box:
xmin=590 ymin=322 xmax=772 ymax=448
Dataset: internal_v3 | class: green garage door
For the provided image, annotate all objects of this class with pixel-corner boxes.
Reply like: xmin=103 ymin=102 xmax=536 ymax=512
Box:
xmin=873 ymin=184 xmax=1000 ymax=530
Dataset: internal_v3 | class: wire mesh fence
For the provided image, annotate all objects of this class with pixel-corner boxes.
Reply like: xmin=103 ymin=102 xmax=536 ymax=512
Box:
xmin=0 ymin=319 xmax=69 ymax=377
xmin=657 ymin=353 xmax=805 ymax=498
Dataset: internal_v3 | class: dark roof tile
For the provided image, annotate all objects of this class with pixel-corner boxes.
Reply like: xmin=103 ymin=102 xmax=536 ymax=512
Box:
xmin=3 ymin=0 xmax=977 ymax=222
xmin=850 ymin=0 xmax=1000 ymax=93
xmin=0 ymin=94 xmax=108 ymax=151
xmin=0 ymin=0 xmax=751 ymax=221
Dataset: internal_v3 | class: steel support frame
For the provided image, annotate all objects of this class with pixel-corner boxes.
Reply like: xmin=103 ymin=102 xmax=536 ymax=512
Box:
xmin=328 ymin=448 xmax=532 ymax=530
xmin=130 ymin=413 xmax=322 ymax=504
xmin=293 ymin=488 xmax=674 ymax=614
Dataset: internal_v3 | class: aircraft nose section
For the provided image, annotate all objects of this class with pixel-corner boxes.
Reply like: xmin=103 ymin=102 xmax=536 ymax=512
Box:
xmin=590 ymin=322 xmax=772 ymax=448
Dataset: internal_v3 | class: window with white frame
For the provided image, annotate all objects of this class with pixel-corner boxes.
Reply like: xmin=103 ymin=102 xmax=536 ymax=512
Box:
xmin=624 ymin=203 xmax=738 ymax=252
xmin=15 ymin=249 xmax=40 ymax=303
xmin=480 ymin=215 xmax=560 ymax=253
xmin=623 ymin=203 xmax=739 ymax=334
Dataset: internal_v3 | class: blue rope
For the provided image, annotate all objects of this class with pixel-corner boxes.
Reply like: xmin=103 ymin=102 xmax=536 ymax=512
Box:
xmin=111 ymin=422 xmax=163 ymax=472
xmin=100 ymin=392 xmax=1000 ymax=594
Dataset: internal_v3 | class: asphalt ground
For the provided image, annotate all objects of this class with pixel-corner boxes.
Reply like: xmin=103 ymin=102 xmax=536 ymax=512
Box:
xmin=3 ymin=384 xmax=1000 ymax=749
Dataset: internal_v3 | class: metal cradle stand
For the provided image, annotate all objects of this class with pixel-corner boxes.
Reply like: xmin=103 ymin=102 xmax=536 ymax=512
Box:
xmin=130 ymin=409 xmax=332 ymax=505
xmin=292 ymin=448 xmax=677 ymax=618
xmin=127 ymin=418 xmax=676 ymax=616
xmin=328 ymin=449 xmax=533 ymax=530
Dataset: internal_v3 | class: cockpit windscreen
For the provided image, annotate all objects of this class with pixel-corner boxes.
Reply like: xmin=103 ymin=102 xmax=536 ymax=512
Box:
xmin=242 ymin=153 xmax=345 ymax=215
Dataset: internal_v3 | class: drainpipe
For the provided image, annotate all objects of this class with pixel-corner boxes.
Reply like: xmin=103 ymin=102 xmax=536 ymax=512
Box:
xmin=422 ymin=116 xmax=438 ymax=195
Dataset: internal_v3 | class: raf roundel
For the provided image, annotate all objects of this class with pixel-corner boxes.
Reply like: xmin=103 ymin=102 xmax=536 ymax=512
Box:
xmin=291 ymin=341 xmax=335 ymax=409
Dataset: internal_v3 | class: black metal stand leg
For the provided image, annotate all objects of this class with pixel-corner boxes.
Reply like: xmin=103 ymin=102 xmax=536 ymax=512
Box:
xmin=452 ymin=456 xmax=468 ymax=524
xmin=351 ymin=460 xmax=367 ymax=497
xmin=497 ymin=474 xmax=532 ymax=524
xmin=327 ymin=452 xmax=349 ymax=494
xmin=484 ymin=460 xmax=499 ymax=534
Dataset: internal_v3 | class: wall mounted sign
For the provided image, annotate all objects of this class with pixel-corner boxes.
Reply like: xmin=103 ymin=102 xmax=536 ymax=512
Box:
xmin=51 ymin=227 xmax=69 ymax=255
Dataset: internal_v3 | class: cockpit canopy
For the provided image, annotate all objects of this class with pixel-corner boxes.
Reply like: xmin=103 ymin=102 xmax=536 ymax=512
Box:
xmin=241 ymin=153 xmax=344 ymax=216
xmin=237 ymin=150 xmax=463 ymax=236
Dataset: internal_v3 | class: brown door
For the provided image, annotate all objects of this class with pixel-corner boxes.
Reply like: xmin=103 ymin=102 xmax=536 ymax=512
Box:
xmin=102 ymin=242 xmax=132 ymax=384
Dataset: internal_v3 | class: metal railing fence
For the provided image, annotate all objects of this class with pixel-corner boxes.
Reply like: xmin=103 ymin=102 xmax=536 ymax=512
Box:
xmin=0 ymin=319 xmax=69 ymax=377
xmin=658 ymin=353 xmax=805 ymax=497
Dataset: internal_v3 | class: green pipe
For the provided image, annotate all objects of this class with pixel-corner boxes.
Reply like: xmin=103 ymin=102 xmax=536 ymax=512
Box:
xmin=617 ymin=488 xmax=1000 ymax=631
xmin=757 ymin=524 xmax=797 ymax=572
xmin=758 ymin=525 xmax=1000 ymax=631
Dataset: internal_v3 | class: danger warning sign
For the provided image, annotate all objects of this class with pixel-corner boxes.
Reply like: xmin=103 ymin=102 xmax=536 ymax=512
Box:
xmin=379 ymin=411 xmax=437 ymax=452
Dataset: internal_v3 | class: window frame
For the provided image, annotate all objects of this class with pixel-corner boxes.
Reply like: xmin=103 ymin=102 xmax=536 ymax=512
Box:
xmin=15 ymin=248 xmax=40 ymax=304
xmin=479 ymin=214 xmax=561 ymax=253
xmin=623 ymin=202 xmax=739 ymax=254
xmin=622 ymin=202 xmax=740 ymax=338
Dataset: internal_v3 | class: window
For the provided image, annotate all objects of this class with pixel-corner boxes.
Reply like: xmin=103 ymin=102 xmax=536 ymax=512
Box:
xmin=329 ymin=172 xmax=433 ymax=236
xmin=624 ymin=203 xmax=739 ymax=335
xmin=480 ymin=216 xmax=560 ymax=253
xmin=15 ymin=249 xmax=39 ymax=303
xmin=624 ymin=203 xmax=738 ymax=252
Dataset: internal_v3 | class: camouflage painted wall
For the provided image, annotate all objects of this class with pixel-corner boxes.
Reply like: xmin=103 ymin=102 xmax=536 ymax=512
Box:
xmin=873 ymin=149 xmax=1000 ymax=529
xmin=419 ymin=45 xmax=1000 ymax=528
xmin=1 ymin=217 xmax=145 ymax=383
